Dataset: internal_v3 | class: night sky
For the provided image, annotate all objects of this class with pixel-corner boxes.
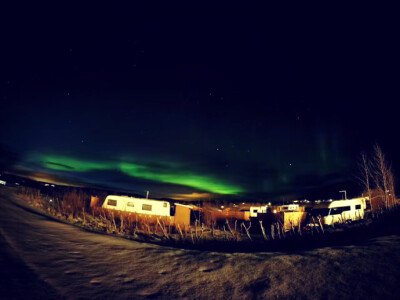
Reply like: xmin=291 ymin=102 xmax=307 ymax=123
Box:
xmin=1 ymin=4 xmax=399 ymax=201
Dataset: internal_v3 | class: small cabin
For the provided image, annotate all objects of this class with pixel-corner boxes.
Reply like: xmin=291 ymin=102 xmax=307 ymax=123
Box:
xmin=102 ymin=195 xmax=171 ymax=217
xmin=174 ymin=203 xmax=192 ymax=229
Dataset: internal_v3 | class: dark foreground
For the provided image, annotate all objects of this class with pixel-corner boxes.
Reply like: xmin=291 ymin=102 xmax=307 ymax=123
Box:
xmin=1 ymin=188 xmax=400 ymax=299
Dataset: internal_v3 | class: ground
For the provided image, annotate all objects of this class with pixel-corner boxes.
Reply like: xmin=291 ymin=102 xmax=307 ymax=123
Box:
xmin=1 ymin=188 xmax=400 ymax=299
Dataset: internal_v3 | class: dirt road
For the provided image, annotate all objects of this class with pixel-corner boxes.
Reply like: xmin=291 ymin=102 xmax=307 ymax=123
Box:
xmin=1 ymin=188 xmax=400 ymax=299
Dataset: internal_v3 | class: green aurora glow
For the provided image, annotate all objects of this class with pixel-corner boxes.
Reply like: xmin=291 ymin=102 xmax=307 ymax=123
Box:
xmin=39 ymin=154 xmax=243 ymax=195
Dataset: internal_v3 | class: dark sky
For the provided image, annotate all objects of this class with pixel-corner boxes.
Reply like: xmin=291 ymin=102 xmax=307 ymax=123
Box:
xmin=1 ymin=4 xmax=399 ymax=201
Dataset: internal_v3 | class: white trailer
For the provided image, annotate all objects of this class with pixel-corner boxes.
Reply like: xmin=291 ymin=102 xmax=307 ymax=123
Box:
xmin=102 ymin=195 xmax=171 ymax=217
xmin=350 ymin=196 xmax=370 ymax=210
xmin=310 ymin=198 xmax=364 ymax=226
xmin=250 ymin=205 xmax=269 ymax=217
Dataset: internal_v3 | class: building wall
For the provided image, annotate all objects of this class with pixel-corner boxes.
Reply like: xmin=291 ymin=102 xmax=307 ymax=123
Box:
xmin=174 ymin=205 xmax=191 ymax=230
xmin=283 ymin=212 xmax=307 ymax=231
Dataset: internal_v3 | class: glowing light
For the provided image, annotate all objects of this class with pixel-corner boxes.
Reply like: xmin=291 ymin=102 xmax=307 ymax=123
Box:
xmin=119 ymin=162 xmax=242 ymax=194
xmin=37 ymin=154 xmax=244 ymax=195
xmin=41 ymin=155 xmax=115 ymax=172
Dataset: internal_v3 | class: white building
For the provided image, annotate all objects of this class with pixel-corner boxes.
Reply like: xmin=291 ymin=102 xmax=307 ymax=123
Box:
xmin=249 ymin=205 xmax=269 ymax=218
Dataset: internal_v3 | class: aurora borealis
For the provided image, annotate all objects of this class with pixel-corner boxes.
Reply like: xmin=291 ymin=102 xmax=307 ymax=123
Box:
xmin=39 ymin=154 xmax=243 ymax=194
xmin=1 ymin=8 xmax=399 ymax=201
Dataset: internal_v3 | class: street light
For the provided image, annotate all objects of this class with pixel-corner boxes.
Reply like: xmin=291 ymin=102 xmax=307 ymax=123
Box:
xmin=339 ymin=190 xmax=347 ymax=200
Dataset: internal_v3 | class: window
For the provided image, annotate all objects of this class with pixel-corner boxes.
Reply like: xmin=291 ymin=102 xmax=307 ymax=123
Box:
xmin=107 ymin=199 xmax=117 ymax=206
xmin=330 ymin=206 xmax=351 ymax=215
xmin=142 ymin=204 xmax=152 ymax=211
xmin=253 ymin=209 xmax=258 ymax=213
xmin=330 ymin=208 xmax=341 ymax=215
xmin=127 ymin=202 xmax=135 ymax=207
xmin=163 ymin=202 xmax=168 ymax=208
xmin=355 ymin=204 xmax=361 ymax=210
xmin=341 ymin=206 xmax=351 ymax=212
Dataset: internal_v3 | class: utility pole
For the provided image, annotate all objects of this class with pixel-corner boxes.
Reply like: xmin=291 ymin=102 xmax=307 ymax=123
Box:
xmin=339 ymin=190 xmax=347 ymax=200
xmin=146 ymin=191 xmax=149 ymax=199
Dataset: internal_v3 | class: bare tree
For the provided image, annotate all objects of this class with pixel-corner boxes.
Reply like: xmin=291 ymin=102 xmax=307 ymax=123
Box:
xmin=357 ymin=152 xmax=373 ymax=210
xmin=387 ymin=169 xmax=396 ymax=207
xmin=371 ymin=144 xmax=393 ymax=209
